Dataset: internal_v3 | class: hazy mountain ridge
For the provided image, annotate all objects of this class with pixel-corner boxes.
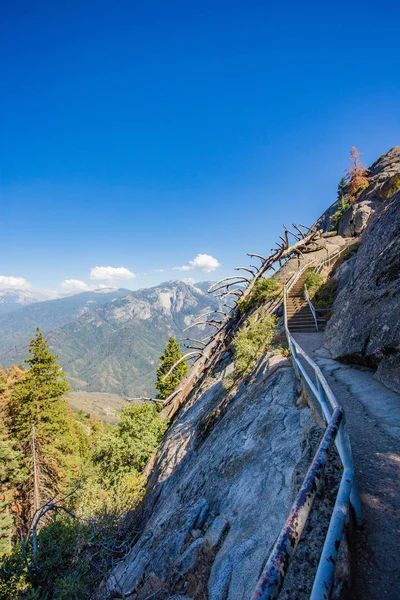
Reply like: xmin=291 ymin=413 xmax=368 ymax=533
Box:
xmin=0 ymin=288 xmax=50 ymax=315
xmin=0 ymin=281 xmax=222 ymax=397
xmin=49 ymin=281 xmax=223 ymax=397
xmin=0 ymin=288 xmax=133 ymax=356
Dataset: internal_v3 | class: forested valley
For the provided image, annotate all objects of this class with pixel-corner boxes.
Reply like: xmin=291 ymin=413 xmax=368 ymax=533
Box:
xmin=0 ymin=330 xmax=186 ymax=598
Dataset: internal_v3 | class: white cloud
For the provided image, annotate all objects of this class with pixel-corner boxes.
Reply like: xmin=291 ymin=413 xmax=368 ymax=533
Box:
xmin=90 ymin=266 xmax=136 ymax=281
xmin=173 ymin=254 xmax=221 ymax=273
xmin=60 ymin=279 xmax=92 ymax=293
xmin=153 ymin=269 xmax=164 ymax=273
xmin=0 ymin=275 xmax=32 ymax=290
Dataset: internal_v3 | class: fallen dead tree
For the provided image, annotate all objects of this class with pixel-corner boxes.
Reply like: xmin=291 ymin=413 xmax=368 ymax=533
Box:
xmin=132 ymin=224 xmax=321 ymax=419
xmin=156 ymin=223 xmax=322 ymax=420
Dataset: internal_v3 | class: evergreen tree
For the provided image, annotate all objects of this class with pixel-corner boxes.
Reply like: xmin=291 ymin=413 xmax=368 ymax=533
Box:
xmin=5 ymin=329 xmax=80 ymax=532
xmin=0 ymin=371 xmax=25 ymax=555
xmin=0 ymin=421 xmax=24 ymax=555
xmin=337 ymin=176 xmax=347 ymax=200
xmin=155 ymin=337 xmax=188 ymax=400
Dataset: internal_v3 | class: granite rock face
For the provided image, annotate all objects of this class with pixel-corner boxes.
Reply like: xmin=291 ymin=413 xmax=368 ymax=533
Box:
xmin=315 ymin=146 xmax=400 ymax=235
xmin=325 ymin=190 xmax=400 ymax=393
xmin=102 ymin=354 xmax=315 ymax=599
xmin=338 ymin=200 xmax=373 ymax=237
xmin=338 ymin=146 xmax=400 ymax=237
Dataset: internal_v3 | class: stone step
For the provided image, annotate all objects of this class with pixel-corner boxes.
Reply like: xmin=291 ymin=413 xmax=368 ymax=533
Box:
xmin=288 ymin=320 xmax=316 ymax=325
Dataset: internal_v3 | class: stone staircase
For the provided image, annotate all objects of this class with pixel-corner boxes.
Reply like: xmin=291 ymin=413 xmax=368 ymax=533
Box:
xmin=286 ymin=273 xmax=325 ymax=333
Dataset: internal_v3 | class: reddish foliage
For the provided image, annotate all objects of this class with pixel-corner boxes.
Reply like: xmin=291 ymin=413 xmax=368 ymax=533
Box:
xmin=345 ymin=146 xmax=369 ymax=202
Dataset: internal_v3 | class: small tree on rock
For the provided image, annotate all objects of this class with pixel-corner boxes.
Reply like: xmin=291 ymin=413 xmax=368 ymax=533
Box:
xmin=345 ymin=146 xmax=369 ymax=202
xmin=155 ymin=337 xmax=188 ymax=400
xmin=337 ymin=176 xmax=347 ymax=200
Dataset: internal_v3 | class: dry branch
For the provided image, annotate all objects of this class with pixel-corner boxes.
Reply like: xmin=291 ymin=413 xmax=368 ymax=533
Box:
xmin=247 ymin=253 xmax=267 ymax=262
xmin=208 ymin=275 xmax=251 ymax=292
xmin=179 ymin=337 xmax=207 ymax=346
xmin=161 ymin=352 xmax=203 ymax=381
xmin=160 ymin=222 xmax=321 ymax=420
xmin=234 ymin=266 xmax=255 ymax=277
xmin=183 ymin=320 xmax=221 ymax=332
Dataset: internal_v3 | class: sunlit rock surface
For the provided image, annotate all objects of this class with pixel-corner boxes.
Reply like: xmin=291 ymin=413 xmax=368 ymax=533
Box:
xmin=103 ymin=354 xmax=314 ymax=599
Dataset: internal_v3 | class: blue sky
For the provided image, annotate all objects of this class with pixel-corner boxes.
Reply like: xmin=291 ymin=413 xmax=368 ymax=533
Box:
xmin=1 ymin=0 xmax=399 ymax=295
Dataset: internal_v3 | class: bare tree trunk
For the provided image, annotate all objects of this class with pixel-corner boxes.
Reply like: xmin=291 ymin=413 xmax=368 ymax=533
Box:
xmin=31 ymin=425 xmax=40 ymax=516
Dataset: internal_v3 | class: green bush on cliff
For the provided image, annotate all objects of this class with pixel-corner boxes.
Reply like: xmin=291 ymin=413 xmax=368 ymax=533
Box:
xmin=304 ymin=269 xmax=337 ymax=308
xmin=331 ymin=196 xmax=350 ymax=229
xmin=93 ymin=402 xmax=168 ymax=485
xmin=304 ymin=270 xmax=324 ymax=297
xmin=237 ymin=277 xmax=282 ymax=315
xmin=233 ymin=313 xmax=278 ymax=377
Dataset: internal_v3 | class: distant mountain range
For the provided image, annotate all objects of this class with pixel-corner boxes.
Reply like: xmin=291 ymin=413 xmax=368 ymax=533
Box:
xmin=0 ymin=287 xmax=133 ymax=355
xmin=0 ymin=281 xmax=222 ymax=397
xmin=0 ymin=288 xmax=51 ymax=315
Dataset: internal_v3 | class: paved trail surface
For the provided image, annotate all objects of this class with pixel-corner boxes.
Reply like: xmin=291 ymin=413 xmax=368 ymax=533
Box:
xmin=293 ymin=332 xmax=400 ymax=600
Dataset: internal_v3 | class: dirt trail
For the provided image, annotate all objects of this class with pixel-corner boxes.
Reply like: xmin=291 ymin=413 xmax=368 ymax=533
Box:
xmin=292 ymin=332 xmax=400 ymax=600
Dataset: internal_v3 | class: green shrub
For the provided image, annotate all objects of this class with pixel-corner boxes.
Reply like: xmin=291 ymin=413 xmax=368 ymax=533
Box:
xmin=331 ymin=196 xmax=350 ymax=229
xmin=0 ymin=402 xmax=167 ymax=599
xmin=273 ymin=341 xmax=291 ymax=357
xmin=233 ymin=313 xmax=278 ymax=377
xmin=313 ymin=278 xmax=337 ymax=309
xmin=0 ymin=510 xmax=128 ymax=599
xmin=237 ymin=277 xmax=282 ymax=315
xmin=304 ymin=269 xmax=337 ymax=309
xmin=93 ymin=402 xmax=168 ymax=485
xmin=303 ymin=270 xmax=324 ymax=298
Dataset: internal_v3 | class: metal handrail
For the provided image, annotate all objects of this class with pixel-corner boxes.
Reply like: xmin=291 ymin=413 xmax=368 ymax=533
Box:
xmin=304 ymin=243 xmax=350 ymax=329
xmin=304 ymin=283 xmax=319 ymax=331
xmin=251 ymin=260 xmax=361 ymax=600
xmin=315 ymin=243 xmax=349 ymax=274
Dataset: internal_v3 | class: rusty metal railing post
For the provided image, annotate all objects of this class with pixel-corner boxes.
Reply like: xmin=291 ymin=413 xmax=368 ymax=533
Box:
xmin=334 ymin=418 xmax=362 ymax=525
xmin=251 ymin=408 xmax=343 ymax=600
xmin=311 ymin=467 xmax=354 ymax=599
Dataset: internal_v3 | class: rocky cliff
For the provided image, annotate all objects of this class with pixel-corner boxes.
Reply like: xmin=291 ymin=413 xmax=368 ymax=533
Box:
xmin=101 ymin=351 xmax=331 ymax=599
xmin=315 ymin=145 xmax=400 ymax=236
xmin=96 ymin=146 xmax=400 ymax=599
xmin=325 ymin=189 xmax=400 ymax=393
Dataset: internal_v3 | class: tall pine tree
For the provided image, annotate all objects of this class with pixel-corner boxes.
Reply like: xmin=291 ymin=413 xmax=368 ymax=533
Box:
xmin=0 ymin=421 xmax=24 ymax=555
xmin=155 ymin=337 xmax=188 ymax=400
xmin=0 ymin=371 xmax=25 ymax=555
xmin=5 ymin=329 xmax=80 ymax=532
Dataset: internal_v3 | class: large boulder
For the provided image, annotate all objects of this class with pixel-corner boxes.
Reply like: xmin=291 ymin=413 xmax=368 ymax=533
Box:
xmin=324 ymin=190 xmax=400 ymax=393
xmin=338 ymin=200 xmax=374 ymax=237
